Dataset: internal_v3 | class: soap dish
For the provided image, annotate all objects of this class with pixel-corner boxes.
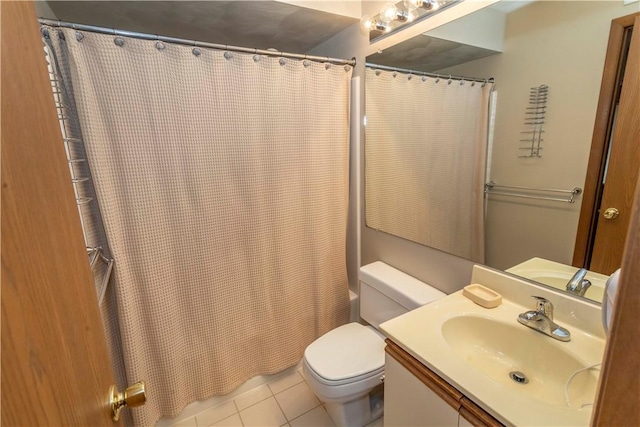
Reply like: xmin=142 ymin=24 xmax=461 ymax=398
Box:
xmin=463 ymin=284 xmax=502 ymax=308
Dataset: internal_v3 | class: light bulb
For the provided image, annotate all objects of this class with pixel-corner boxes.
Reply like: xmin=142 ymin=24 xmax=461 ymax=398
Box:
xmin=360 ymin=14 xmax=375 ymax=33
xmin=423 ymin=0 xmax=439 ymax=11
xmin=403 ymin=0 xmax=421 ymax=11
xmin=361 ymin=15 xmax=391 ymax=33
xmin=403 ymin=0 xmax=439 ymax=11
xmin=379 ymin=2 xmax=399 ymax=24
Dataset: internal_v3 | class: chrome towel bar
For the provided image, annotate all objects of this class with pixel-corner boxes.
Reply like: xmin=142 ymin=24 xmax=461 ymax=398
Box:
xmin=485 ymin=181 xmax=582 ymax=204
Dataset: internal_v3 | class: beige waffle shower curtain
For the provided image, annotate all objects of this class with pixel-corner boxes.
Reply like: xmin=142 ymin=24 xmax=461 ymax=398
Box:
xmin=44 ymin=27 xmax=351 ymax=425
xmin=365 ymin=68 xmax=492 ymax=263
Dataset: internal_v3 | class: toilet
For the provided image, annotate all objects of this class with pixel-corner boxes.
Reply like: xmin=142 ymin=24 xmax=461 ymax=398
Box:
xmin=302 ymin=261 xmax=445 ymax=426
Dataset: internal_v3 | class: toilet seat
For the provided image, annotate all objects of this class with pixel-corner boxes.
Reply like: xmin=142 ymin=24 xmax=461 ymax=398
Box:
xmin=304 ymin=323 xmax=385 ymax=385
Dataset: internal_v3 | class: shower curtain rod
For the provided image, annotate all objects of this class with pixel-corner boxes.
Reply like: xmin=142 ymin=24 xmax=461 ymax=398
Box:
xmin=366 ymin=62 xmax=494 ymax=84
xmin=39 ymin=18 xmax=357 ymax=66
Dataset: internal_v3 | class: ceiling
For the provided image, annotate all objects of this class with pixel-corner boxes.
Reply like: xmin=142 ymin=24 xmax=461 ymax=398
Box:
xmin=35 ymin=1 xmax=358 ymax=53
xmin=366 ymin=35 xmax=499 ymax=72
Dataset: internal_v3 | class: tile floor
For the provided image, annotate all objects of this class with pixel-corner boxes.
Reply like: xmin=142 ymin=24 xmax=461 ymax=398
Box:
xmin=169 ymin=367 xmax=383 ymax=427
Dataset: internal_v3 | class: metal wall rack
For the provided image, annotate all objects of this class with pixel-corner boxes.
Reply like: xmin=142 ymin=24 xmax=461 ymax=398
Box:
xmin=44 ymin=39 xmax=115 ymax=303
xmin=519 ymin=85 xmax=548 ymax=158
xmin=50 ymin=67 xmax=94 ymax=206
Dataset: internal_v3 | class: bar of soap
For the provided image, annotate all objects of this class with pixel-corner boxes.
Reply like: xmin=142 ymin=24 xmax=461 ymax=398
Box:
xmin=463 ymin=284 xmax=502 ymax=308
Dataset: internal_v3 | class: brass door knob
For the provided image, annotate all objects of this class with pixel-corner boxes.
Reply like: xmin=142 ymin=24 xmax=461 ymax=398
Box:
xmin=110 ymin=381 xmax=146 ymax=421
xmin=603 ymin=208 xmax=619 ymax=220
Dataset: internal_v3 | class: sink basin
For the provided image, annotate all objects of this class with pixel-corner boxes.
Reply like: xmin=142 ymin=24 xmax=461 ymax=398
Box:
xmin=441 ymin=315 xmax=599 ymax=409
xmin=506 ymin=257 xmax=608 ymax=302
xmin=379 ymin=272 xmax=606 ymax=427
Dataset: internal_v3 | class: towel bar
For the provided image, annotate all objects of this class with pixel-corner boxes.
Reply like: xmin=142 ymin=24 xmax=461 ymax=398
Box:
xmin=485 ymin=181 xmax=582 ymax=204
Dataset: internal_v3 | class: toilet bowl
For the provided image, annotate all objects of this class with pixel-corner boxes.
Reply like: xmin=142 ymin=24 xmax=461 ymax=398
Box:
xmin=302 ymin=262 xmax=445 ymax=427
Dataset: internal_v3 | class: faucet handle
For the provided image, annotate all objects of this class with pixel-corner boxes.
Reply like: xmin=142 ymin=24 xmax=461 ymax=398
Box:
xmin=532 ymin=296 xmax=553 ymax=320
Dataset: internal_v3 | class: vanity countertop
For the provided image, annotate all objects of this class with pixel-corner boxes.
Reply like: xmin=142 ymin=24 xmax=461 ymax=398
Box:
xmin=379 ymin=266 xmax=605 ymax=427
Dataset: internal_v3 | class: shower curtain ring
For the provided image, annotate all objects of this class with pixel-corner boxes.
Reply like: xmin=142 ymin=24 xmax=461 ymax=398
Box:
xmin=448 ymin=75 xmax=452 ymax=85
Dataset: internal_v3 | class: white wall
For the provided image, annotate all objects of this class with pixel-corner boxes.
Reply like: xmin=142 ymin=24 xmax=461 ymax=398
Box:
xmin=426 ymin=6 xmax=506 ymax=52
xmin=439 ymin=0 xmax=636 ymax=270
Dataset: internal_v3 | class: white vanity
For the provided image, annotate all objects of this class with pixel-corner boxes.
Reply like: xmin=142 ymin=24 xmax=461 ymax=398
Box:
xmin=379 ymin=266 xmax=605 ymax=427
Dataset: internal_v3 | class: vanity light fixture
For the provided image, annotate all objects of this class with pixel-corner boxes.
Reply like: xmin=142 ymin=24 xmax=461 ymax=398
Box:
xmin=361 ymin=0 xmax=460 ymax=40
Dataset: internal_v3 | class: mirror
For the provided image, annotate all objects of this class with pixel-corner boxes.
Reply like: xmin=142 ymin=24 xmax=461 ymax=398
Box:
xmin=365 ymin=0 xmax=634 ymax=302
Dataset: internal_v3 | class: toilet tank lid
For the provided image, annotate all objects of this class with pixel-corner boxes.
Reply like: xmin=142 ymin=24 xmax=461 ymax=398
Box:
xmin=359 ymin=262 xmax=446 ymax=310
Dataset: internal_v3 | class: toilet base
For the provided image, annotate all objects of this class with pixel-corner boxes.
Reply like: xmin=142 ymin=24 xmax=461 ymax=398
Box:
xmin=324 ymin=384 xmax=384 ymax=427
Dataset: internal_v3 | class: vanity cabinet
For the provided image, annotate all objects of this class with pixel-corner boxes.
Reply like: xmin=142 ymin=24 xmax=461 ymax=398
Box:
xmin=384 ymin=340 xmax=504 ymax=427
xmin=384 ymin=351 xmax=459 ymax=426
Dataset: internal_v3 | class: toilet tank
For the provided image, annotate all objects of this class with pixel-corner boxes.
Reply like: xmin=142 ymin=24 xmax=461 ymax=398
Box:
xmin=359 ymin=261 xmax=446 ymax=328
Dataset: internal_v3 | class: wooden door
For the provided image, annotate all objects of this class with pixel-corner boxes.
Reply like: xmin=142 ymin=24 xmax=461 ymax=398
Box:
xmin=592 ymin=19 xmax=640 ymax=417
xmin=575 ymin=13 xmax=640 ymax=275
xmin=590 ymin=17 xmax=640 ymax=275
xmin=1 ymin=2 xmax=118 ymax=425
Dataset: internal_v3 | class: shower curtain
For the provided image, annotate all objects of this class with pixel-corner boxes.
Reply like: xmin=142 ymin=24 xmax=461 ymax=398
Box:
xmin=44 ymin=27 xmax=351 ymax=425
xmin=365 ymin=68 xmax=492 ymax=263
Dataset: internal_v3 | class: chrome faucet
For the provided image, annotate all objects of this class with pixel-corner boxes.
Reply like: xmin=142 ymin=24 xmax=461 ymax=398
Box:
xmin=566 ymin=268 xmax=591 ymax=296
xmin=517 ymin=296 xmax=571 ymax=342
